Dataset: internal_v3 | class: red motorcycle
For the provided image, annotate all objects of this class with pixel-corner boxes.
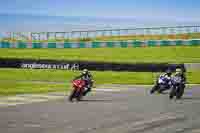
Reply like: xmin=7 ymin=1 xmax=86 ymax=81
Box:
xmin=68 ymin=80 xmax=86 ymax=102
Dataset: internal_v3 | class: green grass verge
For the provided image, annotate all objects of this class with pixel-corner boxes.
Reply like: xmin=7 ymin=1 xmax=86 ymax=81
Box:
xmin=0 ymin=68 xmax=199 ymax=96
xmin=0 ymin=81 xmax=69 ymax=96
xmin=1 ymin=47 xmax=200 ymax=63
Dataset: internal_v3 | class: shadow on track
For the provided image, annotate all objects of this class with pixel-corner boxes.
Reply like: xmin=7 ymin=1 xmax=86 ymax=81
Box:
xmin=80 ymin=99 xmax=113 ymax=103
xmin=182 ymin=97 xmax=200 ymax=101
xmin=159 ymin=92 xmax=169 ymax=95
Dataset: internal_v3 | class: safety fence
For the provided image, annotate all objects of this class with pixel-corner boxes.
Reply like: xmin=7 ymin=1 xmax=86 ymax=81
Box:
xmin=1 ymin=26 xmax=200 ymax=41
xmin=0 ymin=39 xmax=200 ymax=48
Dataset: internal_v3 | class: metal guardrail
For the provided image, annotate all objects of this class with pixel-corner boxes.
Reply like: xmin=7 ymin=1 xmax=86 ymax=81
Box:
xmin=0 ymin=39 xmax=200 ymax=48
xmin=0 ymin=25 xmax=200 ymax=40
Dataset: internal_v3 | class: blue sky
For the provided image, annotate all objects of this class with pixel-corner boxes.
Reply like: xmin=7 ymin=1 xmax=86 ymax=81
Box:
xmin=0 ymin=0 xmax=200 ymax=32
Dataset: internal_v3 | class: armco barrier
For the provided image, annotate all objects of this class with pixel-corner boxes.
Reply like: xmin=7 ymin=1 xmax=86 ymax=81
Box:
xmin=0 ymin=39 xmax=200 ymax=48
xmin=0 ymin=58 xmax=185 ymax=72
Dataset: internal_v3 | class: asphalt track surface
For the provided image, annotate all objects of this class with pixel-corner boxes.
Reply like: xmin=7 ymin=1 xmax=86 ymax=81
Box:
xmin=1 ymin=85 xmax=200 ymax=133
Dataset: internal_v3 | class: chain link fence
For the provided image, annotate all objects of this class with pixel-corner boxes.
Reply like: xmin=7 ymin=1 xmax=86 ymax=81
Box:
xmin=0 ymin=25 xmax=200 ymax=41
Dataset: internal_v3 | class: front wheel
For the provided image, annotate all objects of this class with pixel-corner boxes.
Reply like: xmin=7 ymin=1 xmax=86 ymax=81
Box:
xmin=76 ymin=90 xmax=83 ymax=101
xmin=68 ymin=89 xmax=76 ymax=102
xmin=150 ymin=85 xmax=158 ymax=94
xmin=169 ymin=87 xmax=176 ymax=99
xmin=176 ymin=86 xmax=184 ymax=99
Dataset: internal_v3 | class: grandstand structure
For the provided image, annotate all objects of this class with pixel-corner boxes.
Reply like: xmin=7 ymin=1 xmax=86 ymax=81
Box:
xmin=1 ymin=25 xmax=200 ymax=41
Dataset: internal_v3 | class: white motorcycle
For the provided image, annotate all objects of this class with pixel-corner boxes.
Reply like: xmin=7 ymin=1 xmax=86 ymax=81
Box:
xmin=150 ymin=75 xmax=171 ymax=94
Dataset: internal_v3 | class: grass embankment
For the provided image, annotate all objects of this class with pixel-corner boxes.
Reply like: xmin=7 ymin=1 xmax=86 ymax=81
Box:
xmin=0 ymin=47 xmax=200 ymax=63
xmin=1 ymin=33 xmax=200 ymax=42
xmin=0 ymin=69 xmax=199 ymax=96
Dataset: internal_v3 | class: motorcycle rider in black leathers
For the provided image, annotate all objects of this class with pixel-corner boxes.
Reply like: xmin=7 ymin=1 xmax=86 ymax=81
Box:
xmin=73 ymin=69 xmax=93 ymax=96
xmin=150 ymin=69 xmax=172 ymax=94
xmin=169 ymin=68 xmax=186 ymax=99
xmin=174 ymin=68 xmax=186 ymax=88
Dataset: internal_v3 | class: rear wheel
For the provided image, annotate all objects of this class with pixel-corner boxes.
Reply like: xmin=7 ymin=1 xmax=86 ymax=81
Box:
xmin=158 ymin=85 xmax=166 ymax=94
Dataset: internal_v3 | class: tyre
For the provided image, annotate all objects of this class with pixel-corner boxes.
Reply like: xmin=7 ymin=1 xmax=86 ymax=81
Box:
xmin=169 ymin=87 xmax=176 ymax=99
xmin=68 ymin=89 xmax=76 ymax=102
xmin=150 ymin=89 xmax=154 ymax=94
xmin=158 ymin=89 xmax=163 ymax=94
xmin=176 ymin=86 xmax=184 ymax=99
xmin=150 ymin=85 xmax=158 ymax=94
xmin=76 ymin=91 xmax=83 ymax=102
xmin=158 ymin=85 xmax=166 ymax=94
